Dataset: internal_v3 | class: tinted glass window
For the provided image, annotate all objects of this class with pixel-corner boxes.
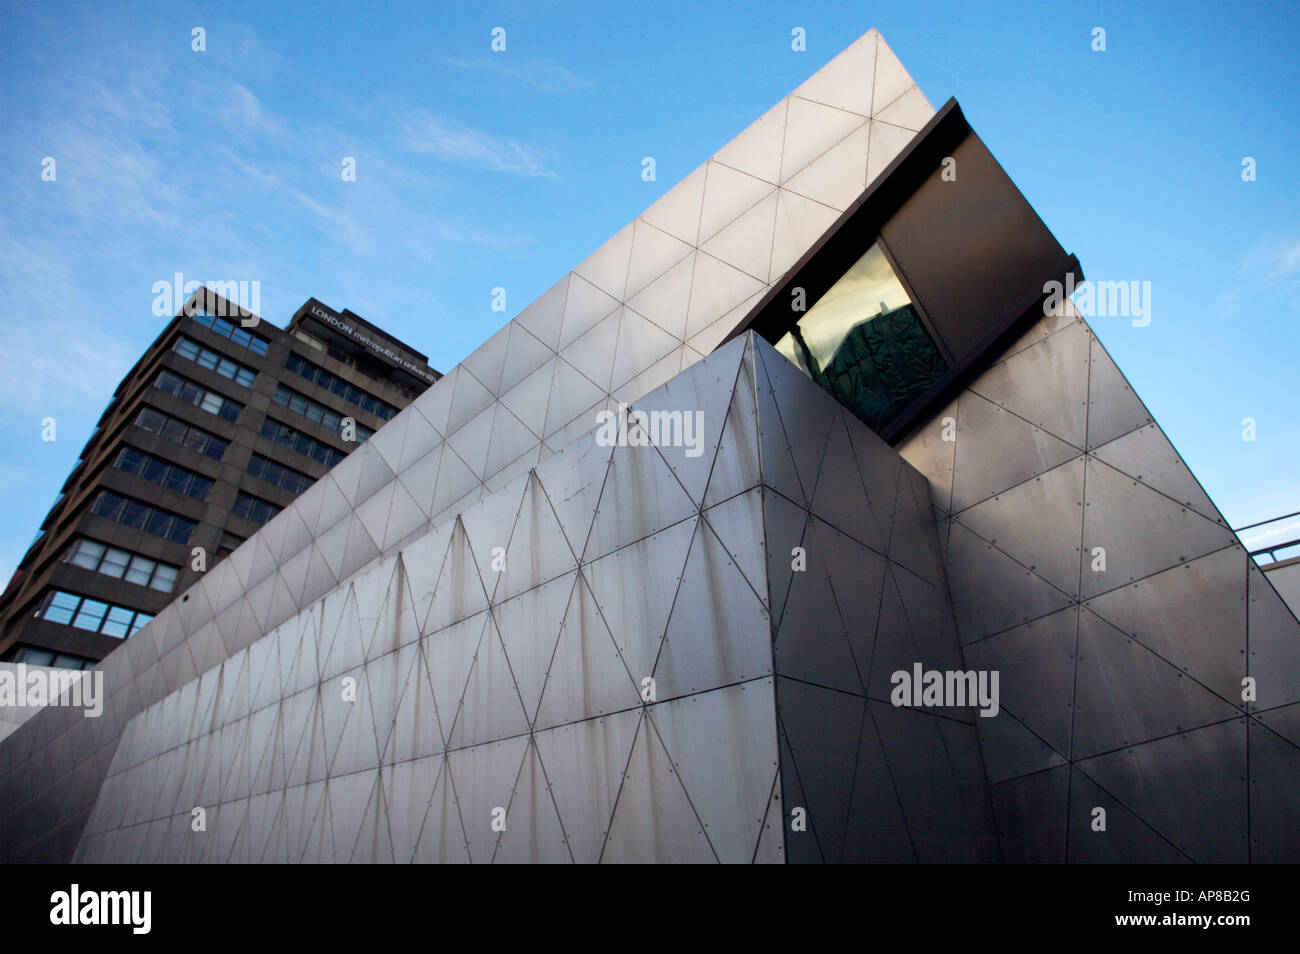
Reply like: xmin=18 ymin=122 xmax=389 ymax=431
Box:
xmin=775 ymin=243 xmax=948 ymax=435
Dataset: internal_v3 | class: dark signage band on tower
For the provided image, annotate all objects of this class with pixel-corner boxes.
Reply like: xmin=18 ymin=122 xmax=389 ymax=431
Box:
xmin=307 ymin=305 xmax=439 ymax=384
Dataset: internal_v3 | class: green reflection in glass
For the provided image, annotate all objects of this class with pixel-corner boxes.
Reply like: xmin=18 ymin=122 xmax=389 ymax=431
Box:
xmin=776 ymin=243 xmax=948 ymax=434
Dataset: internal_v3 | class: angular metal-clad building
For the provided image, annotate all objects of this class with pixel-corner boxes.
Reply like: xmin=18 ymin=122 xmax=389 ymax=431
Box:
xmin=2 ymin=29 xmax=1297 ymax=864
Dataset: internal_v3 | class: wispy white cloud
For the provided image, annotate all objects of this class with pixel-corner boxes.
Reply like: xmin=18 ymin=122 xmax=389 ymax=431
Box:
xmin=1234 ymin=235 xmax=1300 ymax=281
xmin=24 ymin=66 xmax=188 ymax=238
xmin=422 ymin=220 xmax=538 ymax=253
xmin=218 ymin=23 xmax=288 ymax=78
xmin=1264 ymin=239 xmax=1300 ymax=280
xmin=0 ymin=227 xmax=136 ymax=415
xmin=217 ymin=146 xmax=372 ymax=254
xmin=89 ymin=69 xmax=175 ymax=134
xmin=1218 ymin=234 xmax=1300 ymax=314
xmin=212 ymin=81 xmax=292 ymax=142
xmin=400 ymin=108 xmax=556 ymax=178
xmin=443 ymin=56 xmax=594 ymax=94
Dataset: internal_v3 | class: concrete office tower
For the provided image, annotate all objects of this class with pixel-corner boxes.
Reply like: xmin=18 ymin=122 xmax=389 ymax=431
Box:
xmin=0 ymin=294 xmax=439 ymax=671
xmin=2 ymin=30 xmax=1297 ymax=863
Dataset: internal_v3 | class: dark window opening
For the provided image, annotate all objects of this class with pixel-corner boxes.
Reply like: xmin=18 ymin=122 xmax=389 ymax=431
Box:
xmin=774 ymin=242 xmax=948 ymax=435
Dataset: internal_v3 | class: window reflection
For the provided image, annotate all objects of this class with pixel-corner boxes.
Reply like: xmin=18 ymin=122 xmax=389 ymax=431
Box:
xmin=775 ymin=243 xmax=948 ymax=434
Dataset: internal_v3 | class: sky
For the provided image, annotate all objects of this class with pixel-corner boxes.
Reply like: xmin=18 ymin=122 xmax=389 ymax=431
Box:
xmin=0 ymin=0 xmax=1297 ymax=586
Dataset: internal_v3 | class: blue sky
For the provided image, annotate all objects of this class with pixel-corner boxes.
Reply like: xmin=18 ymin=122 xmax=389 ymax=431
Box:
xmin=0 ymin=0 xmax=1297 ymax=585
